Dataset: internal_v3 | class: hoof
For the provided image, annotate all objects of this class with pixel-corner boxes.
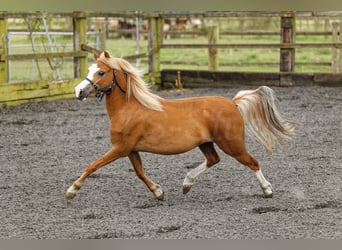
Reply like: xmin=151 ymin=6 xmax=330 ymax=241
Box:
xmin=65 ymin=191 xmax=76 ymax=200
xmin=263 ymin=189 xmax=273 ymax=198
xmin=183 ymin=184 xmax=192 ymax=194
xmin=153 ymin=185 xmax=165 ymax=201
xmin=264 ymin=192 xmax=273 ymax=198
xmin=156 ymin=192 xmax=165 ymax=201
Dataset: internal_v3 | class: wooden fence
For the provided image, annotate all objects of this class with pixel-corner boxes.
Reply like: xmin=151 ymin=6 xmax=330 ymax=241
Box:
xmin=1 ymin=11 xmax=342 ymax=106
xmin=0 ymin=12 xmax=88 ymax=105
xmin=155 ymin=12 xmax=342 ymax=87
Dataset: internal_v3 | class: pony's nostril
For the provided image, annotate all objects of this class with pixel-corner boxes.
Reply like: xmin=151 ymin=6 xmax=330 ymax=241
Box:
xmin=79 ymin=89 xmax=83 ymax=97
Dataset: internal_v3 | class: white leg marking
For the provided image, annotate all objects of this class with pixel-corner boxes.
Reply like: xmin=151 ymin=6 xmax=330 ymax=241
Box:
xmin=67 ymin=186 xmax=76 ymax=194
xmin=65 ymin=185 xmax=77 ymax=199
xmin=183 ymin=161 xmax=208 ymax=193
xmin=255 ymin=170 xmax=273 ymax=197
xmin=153 ymin=184 xmax=164 ymax=200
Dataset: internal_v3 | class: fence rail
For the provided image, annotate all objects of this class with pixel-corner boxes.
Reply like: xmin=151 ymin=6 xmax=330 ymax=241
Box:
xmin=160 ymin=43 xmax=342 ymax=49
xmin=1 ymin=11 xmax=342 ymax=106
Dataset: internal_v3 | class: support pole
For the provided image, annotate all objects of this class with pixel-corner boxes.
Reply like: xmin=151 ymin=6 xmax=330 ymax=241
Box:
xmin=0 ymin=16 xmax=8 ymax=83
xmin=332 ymin=22 xmax=338 ymax=74
xmin=99 ymin=22 xmax=107 ymax=52
xmin=332 ymin=22 xmax=342 ymax=74
xmin=135 ymin=14 xmax=141 ymax=69
xmin=148 ymin=16 xmax=162 ymax=84
xmin=208 ymin=25 xmax=219 ymax=71
xmin=280 ymin=14 xmax=295 ymax=72
xmin=340 ymin=22 xmax=342 ymax=74
xmin=73 ymin=11 xmax=87 ymax=78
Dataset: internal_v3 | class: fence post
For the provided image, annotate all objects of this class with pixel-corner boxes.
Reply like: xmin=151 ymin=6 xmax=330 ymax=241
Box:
xmin=280 ymin=14 xmax=295 ymax=72
xmin=208 ymin=25 xmax=219 ymax=71
xmin=148 ymin=16 xmax=162 ymax=84
xmin=99 ymin=22 xmax=107 ymax=52
xmin=332 ymin=22 xmax=341 ymax=74
xmin=0 ymin=16 xmax=8 ymax=83
xmin=73 ymin=11 xmax=88 ymax=78
xmin=340 ymin=22 xmax=342 ymax=74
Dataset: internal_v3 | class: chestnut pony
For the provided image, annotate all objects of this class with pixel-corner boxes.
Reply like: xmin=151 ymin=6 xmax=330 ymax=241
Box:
xmin=65 ymin=50 xmax=296 ymax=201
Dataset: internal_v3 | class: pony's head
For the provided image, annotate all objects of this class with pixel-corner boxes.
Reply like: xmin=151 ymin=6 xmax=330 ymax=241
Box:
xmin=74 ymin=50 xmax=126 ymax=101
xmin=74 ymin=50 xmax=163 ymax=111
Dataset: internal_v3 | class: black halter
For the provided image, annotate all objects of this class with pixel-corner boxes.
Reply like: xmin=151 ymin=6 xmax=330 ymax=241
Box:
xmin=85 ymin=69 xmax=126 ymax=102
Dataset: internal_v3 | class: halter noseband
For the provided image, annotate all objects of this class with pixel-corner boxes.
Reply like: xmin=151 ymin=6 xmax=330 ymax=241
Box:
xmin=85 ymin=69 xmax=126 ymax=102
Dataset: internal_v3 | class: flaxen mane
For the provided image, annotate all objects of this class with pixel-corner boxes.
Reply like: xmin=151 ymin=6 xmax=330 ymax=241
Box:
xmin=98 ymin=52 xmax=163 ymax=111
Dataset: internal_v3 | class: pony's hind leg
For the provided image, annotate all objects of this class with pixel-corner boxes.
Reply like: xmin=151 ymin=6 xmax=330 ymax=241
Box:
xmin=128 ymin=151 xmax=164 ymax=200
xmin=183 ymin=142 xmax=220 ymax=194
xmin=216 ymin=138 xmax=273 ymax=198
xmin=234 ymin=152 xmax=273 ymax=198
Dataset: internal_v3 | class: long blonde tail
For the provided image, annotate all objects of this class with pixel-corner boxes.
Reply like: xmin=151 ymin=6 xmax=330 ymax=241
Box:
xmin=233 ymin=86 xmax=296 ymax=153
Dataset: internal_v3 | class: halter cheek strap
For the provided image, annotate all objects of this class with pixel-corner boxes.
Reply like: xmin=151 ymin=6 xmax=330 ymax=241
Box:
xmin=85 ymin=69 xmax=126 ymax=102
xmin=112 ymin=69 xmax=127 ymax=94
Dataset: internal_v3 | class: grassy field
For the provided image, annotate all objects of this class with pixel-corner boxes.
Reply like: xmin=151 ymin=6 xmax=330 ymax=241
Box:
xmin=6 ymin=16 xmax=335 ymax=82
xmin=108 ymin=33 xmax=332 ymax=73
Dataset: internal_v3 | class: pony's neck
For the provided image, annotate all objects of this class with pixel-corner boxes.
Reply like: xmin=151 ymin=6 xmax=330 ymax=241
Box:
xmin=105 ymin=88 xmax=124 ymax=117
xmin=104 ymin=86 xmax=139 ymax=118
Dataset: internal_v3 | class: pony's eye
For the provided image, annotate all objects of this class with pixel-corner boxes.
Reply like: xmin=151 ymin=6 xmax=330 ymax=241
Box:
xmin=98 ymin=71 xmax=105 ymax=76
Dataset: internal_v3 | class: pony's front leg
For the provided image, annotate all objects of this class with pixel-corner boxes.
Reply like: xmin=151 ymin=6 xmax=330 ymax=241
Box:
xmin=128 ymin=151 xmax=164 ymax=201
xmin=183 ymin=142 xmax=220 ymax=194
xmin=65 ymin=146 xmax=124 ymax=200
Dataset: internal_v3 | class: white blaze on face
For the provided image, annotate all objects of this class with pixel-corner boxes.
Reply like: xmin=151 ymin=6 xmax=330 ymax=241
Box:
xmin=74 ymin=64 xmax=100 ymax=99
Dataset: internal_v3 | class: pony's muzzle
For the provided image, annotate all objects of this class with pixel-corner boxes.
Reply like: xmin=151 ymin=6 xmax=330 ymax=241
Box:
xmin=75 ymin=89 xmax=86 ymax=101
xmin=75 ymin=79 xmax=94 ymax=101
xmin=78 ymin=89 xmax=85 ymax=100
xmin=75 ymin=86 xmax=94 ymax=101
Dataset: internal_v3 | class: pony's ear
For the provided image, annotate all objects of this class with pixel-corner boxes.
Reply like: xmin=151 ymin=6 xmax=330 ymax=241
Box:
xmin=93 ymin=50 xmax=99 ymax=60
xmin=104 ymin=50 xmax=111 ymax=58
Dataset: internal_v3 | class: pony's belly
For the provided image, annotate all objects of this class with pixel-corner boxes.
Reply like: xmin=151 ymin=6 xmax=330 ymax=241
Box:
xmin=134 ymin=143 xmax=199 ymax=155
xmin=133 ymin=134 xmax=210 ymax=155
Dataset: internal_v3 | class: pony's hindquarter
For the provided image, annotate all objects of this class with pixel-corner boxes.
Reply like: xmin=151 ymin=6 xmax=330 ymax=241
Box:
xmin=202 ymin=85 xmax=296 ymax=198
xmin=233 ymin=86 xmax=296 ymax=153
